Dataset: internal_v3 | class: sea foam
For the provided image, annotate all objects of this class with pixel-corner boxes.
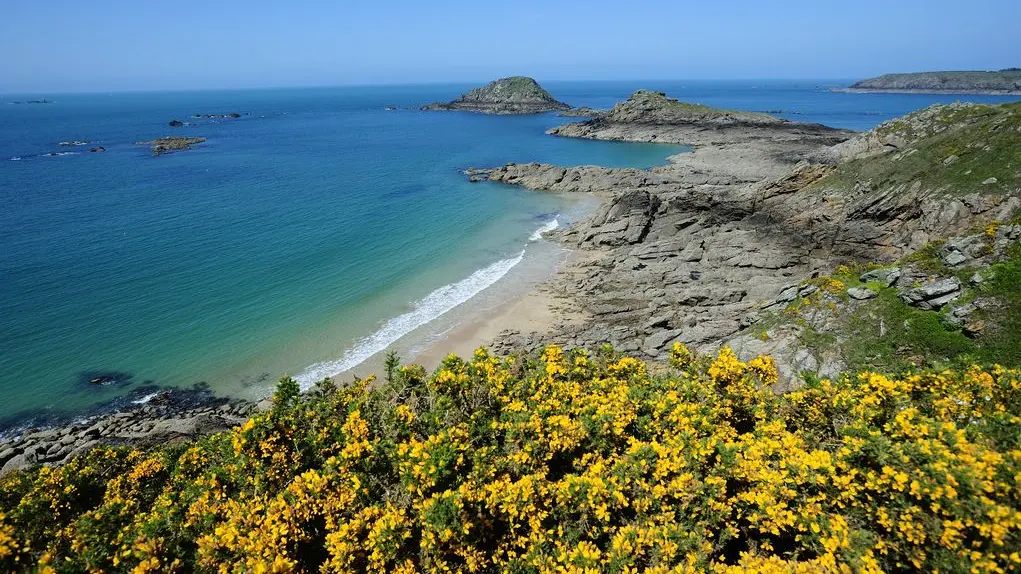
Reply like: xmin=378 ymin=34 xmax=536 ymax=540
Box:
xmin=529 ymin=216 xmax=559 ymax=241
xmin=296 ymin=249 xmax=526 ymax=388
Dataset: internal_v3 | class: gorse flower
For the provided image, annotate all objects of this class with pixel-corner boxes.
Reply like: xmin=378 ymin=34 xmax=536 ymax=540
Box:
xmin=0 ymin=345 xmax=1018 ymax=572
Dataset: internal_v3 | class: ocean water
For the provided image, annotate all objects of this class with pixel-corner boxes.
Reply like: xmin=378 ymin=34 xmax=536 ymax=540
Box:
xmin=1 ymin=81 xmax=1018 ymax=427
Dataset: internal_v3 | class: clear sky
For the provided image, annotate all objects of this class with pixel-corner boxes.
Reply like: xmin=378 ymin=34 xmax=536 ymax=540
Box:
xmin=2 ymin=0 xmax=1018 ymax=93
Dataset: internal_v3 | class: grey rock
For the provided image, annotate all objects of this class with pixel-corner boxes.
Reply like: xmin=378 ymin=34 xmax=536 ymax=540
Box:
xmin=943 ymin=251 xmax=969 ymax=266
xmin=847 ymin=287 xmax=878 ymax=300
xmin=899 ymin=277 xmax=962 ymax=310
xmin=860 ymin=267 xmax=901 ymax=287
xmin=582 ymin=190 xmax=661 ymax=246
xmin=982 ymin=177 xmax=998 ymax=185
xmin=1 ymin=453 xmax=30 ymax=474
xmin=643 ymin=329 xmax=683 ymax=354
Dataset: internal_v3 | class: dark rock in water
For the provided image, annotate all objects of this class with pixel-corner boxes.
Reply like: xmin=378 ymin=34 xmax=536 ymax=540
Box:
xmin=88 ymin=146 xmax=106 ymax=153
xmin=423 ymin=76 xmax=571 ymax=115
xmin=135 ymin=136 xmax=206 ymax=155
xmin=168 ymin=119 xmax=184 ymax=127
xmin=385 ymin=106 xmax=397 ymax=111
xmin=80 ymin=371 xmax=134 ymax=387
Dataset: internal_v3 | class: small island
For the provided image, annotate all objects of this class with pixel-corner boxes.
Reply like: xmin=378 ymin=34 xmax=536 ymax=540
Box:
xmin=135 ymin=136 xmax=206 ymax=155
xmin=422 ymin=76 xmax=571 ymax=115
xmin=842 ymin=69 xmax=1021 ymax=95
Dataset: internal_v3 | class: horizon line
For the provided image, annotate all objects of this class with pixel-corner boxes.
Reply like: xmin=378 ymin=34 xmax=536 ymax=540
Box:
xmin=0 ymin=77 xmax=861 ymax=97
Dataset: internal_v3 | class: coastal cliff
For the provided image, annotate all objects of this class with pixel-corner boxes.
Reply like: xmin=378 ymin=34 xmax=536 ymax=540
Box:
xmin=423 ymin=76 xmax=571 ymax=114
xmin=844 ymin=69 xmax=1021 ymax=94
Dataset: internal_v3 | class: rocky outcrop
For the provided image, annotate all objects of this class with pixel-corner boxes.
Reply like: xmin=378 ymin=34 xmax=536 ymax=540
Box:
xmin=899 ymin=277 xmax=963 ymax=310
xmin=423 ymin=76 xmax=571 ymax=115
xmin=548 ymin=90 xmax=851 ymax=149
xmin=482 ymin=94 xmax=1020 ymax=386
xmin=580 ymin=190 xmax=660 ymax=246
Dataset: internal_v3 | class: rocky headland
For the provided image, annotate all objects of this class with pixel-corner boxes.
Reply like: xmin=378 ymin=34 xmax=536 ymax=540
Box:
xmin=472 ymin=93 xmax=1021 ymax=387
xmin=423 ymin=76 xmax=571 ymax=115
xmin=842 ymin=69 xmax=1021 ymax=94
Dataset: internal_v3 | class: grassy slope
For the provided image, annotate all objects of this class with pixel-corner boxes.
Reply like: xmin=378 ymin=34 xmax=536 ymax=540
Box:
xmin=810 ymin=101 xmax=1021 ymax=196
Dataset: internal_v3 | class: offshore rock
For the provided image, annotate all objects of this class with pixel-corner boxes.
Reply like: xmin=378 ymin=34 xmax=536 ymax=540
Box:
xmin=423 ymin=76 xmax=571 ymax=115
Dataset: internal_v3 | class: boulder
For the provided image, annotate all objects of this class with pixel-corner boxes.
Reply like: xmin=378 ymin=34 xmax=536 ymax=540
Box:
xmin=847 ymin=287 xmax=878 ymax=300
xmin=899 ymin=277 xmax=962 ymax=310
xmin=860 ymin=267 xmax=901 ymax=287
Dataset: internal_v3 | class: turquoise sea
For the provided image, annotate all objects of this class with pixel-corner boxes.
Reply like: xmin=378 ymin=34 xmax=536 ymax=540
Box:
xmin=1 ymin=80 xmax=1018 ymax=429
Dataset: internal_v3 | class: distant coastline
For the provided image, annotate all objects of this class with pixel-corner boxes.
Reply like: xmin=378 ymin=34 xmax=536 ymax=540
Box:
xmin=841 ymin=69 xmax=1021 ymax=95
xmin=835 ymin=87 xmax=1021 ymax=96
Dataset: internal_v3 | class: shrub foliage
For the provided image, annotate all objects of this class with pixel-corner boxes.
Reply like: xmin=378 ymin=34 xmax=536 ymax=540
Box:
xmin=1 ymin=344 xmax=1019 ymax=572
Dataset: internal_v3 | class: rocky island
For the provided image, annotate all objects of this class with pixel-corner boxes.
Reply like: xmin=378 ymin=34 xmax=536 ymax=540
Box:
xmin=842 ymin=69 xmax=1021 ymax=94
xmin=422 ymin=76 xmax=571 ymax=114
xmin=135 ymin=136 xmax=207 ymax=155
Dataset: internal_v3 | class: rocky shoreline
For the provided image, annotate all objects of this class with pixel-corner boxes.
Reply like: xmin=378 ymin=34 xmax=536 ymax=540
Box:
xmin=0 ymin=393 xmax=260 ymax=474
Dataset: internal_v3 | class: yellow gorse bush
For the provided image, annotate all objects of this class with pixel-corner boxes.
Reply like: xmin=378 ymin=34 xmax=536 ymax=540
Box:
xmin=1 ymin=344 xmax=1019 ymax=572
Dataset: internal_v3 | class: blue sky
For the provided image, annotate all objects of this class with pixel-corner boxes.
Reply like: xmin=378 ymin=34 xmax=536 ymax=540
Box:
xmin=2 ymin=0 xmax=1018 ymax=93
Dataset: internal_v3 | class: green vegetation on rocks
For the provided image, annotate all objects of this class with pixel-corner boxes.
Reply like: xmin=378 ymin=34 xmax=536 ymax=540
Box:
xmin=815 ymin=101 xmax=1021 ymax=195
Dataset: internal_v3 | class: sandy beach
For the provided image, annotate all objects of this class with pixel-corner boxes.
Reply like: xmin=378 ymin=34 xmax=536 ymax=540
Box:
xmin=411 ymin=248 xmax=597 ymax=367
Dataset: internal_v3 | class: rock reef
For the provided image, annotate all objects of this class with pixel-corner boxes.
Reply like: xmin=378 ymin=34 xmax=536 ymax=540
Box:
xmin=423 ymin=76 xmax=571 ymax=115
xmin=135 ymin=136 xmax=206 ymax=155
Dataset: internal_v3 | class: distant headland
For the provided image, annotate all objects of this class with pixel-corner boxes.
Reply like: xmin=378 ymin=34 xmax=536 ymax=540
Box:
xmin=422 ymin=76 xmax=571 ymax=115
xmin=839 ymin=69 xmax=1021 ymax=95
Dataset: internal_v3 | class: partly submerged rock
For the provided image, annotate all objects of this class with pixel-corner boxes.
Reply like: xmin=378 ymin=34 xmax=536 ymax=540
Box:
xmin=168 ymin=119 xmax=185 ymax=127
xmin=423 ymin=76 xmax=571 ymax=115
